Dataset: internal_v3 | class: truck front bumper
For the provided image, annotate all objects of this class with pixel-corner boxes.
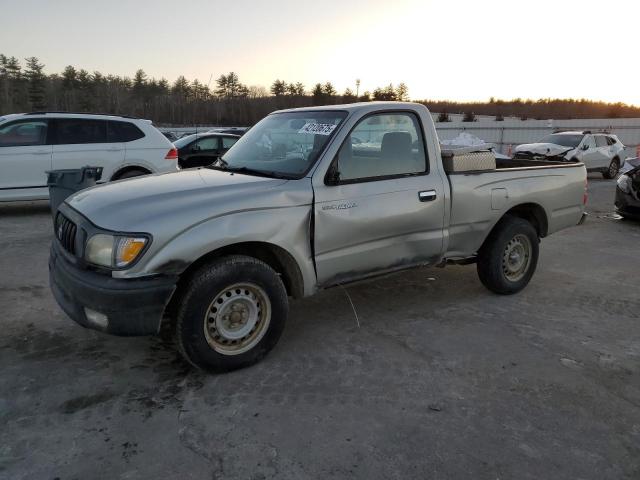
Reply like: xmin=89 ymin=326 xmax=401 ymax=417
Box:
xmin=49 ymin=243 xmax=177 ymax=336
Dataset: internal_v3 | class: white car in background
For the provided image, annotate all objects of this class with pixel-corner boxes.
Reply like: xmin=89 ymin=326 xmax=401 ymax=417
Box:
xmin=0 ymin=112 xmax=179 ymax=202
xmin=514 ymin=131 xmax=626 ymax=179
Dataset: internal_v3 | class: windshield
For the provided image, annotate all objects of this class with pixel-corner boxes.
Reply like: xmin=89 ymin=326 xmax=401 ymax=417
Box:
xmin=538 ymin=134 xmax=584 ymax=148
xmin=174 ymin=134 xmax=197 ymax=148
xmin=218 ymin=111 xmax=348 ymax=178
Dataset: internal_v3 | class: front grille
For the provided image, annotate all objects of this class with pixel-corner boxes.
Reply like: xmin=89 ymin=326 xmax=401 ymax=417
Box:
xmin=55 ymin=213 xmax=77 ymax=255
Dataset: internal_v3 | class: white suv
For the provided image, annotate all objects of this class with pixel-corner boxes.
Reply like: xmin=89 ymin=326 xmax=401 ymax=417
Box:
xmin=0 ymin=112 xmax=179 ymax=201
xmin=514 ymin=131 xmax=626 ymax=178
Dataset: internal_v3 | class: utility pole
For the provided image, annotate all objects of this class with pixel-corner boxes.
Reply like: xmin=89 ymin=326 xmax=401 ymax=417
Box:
xmin=356 ymin=78 xmax=360 ymax=97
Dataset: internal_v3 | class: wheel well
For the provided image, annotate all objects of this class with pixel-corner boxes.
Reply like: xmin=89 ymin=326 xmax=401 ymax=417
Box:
xmin=172 ymin=242 xmax=304 ymax=303
xmin=502 ymin=203 xmax=548 ymax=238
xmin=111 ymin=166 xmax=151 ymax=180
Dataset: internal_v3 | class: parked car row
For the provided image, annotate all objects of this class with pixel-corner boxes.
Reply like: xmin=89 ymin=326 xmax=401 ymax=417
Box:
xmin=0 ymin=112 xmax=251 ymax=202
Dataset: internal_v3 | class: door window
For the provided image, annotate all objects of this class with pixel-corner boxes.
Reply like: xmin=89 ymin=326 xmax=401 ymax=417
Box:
xmin=56 ymin=119 xmax=107 ymax=144
xmin=0 ymin=120 xmax=48 ymax=147
xmin=222 ymin=137 xmax=238 ymax=149
xmin=582 ymin=136 xmax=596 ymax=150
xmin=194 ymin=137 xmax=219 ymax=151
xmin=333 ymin=112 xmax=427 ymax=182
xmin=595 ymin=135 xmax=608 ymax=147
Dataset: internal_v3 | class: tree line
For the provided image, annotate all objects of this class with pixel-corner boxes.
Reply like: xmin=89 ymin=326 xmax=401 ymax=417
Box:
xmin=1 ymin=54 xmax=638 ymax=126
xmin=0 ymin=54 xmax=410 ymax=126
xmin=429 ymin=97 xmax=640 ymax=122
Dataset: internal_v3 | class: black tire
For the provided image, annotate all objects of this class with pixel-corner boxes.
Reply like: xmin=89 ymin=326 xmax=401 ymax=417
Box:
xmin=114 ymin=168 xmax=150 ymax=180
xmin=477 ymin=216 xmax=539 ymax=295
xmin=602 ymin=158 xmax=620 ymax=179
xmin=175 ymin=255 xmax=288 ymax=373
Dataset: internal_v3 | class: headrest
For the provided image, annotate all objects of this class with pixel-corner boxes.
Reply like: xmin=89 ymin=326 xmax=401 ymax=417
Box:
xmin=381 ymin=132 xmax=412 ymax=159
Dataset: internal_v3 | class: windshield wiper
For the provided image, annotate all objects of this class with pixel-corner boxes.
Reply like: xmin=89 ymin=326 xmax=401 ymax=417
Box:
xmin=207 ymin=160 xmax=291 ymax=179
xmin=225 ymin=166 xmax=292 ymax=179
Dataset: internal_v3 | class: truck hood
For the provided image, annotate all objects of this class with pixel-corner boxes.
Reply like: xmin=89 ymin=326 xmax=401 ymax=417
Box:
xmin=514 ymin=143 xmax=576 ymax=157
xmin=67 ymin=168 xmax=294 ymax=232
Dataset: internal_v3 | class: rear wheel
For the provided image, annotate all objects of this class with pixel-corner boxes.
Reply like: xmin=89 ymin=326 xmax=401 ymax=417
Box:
xmin=175 ymin=255 xmax=288 ymax=373
xmin=477 ymin=216 xmax=539 ymax=295
xmin=603 ymin=158 xmax=620 ymax=179
xmin=114 ymin=168 xmax=150 ymax=180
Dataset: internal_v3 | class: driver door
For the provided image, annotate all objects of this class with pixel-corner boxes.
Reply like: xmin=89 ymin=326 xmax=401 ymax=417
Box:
xmin=312 ymin=111 xmax=446 ymax=286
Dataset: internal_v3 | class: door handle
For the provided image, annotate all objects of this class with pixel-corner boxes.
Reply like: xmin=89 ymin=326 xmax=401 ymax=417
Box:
xmin=418 ymin=190 xmax=437 ymax=202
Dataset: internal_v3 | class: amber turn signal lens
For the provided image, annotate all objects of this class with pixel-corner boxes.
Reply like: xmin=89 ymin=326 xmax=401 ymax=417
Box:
xmin=115 ymin=237 xmax=147 ymax=267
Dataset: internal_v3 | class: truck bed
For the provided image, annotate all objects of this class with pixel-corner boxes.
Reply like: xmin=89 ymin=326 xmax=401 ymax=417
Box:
xmin=443 ymin=160 xmax=586 ymax=259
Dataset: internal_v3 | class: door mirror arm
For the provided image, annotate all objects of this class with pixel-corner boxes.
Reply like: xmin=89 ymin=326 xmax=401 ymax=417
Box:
xmin=325 ymin=159 xmax=341 ymax=186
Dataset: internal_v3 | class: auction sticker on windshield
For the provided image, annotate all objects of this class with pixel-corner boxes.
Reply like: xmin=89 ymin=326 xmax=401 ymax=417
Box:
xmin=298 ymin=123 xmax=337 ymax=135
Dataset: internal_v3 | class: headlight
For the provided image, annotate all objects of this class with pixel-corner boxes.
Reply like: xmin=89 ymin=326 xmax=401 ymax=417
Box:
xmin=85 ymin=234 xmax=148 ymax=268
xmin=617 ymin=175 xmax=632 ymax=194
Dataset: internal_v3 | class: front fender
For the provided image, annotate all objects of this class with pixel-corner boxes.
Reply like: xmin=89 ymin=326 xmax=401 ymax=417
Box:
xmin=121 ymin=205 xmax=317 ymax=297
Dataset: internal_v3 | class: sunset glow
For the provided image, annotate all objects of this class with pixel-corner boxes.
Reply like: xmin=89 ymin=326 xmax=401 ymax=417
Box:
xmin=1 ymin=0 xmax=637 ymax=104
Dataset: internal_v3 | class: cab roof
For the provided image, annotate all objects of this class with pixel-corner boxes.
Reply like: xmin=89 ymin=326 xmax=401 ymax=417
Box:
xmin=274 ymin=101 xmax=429 ymax=115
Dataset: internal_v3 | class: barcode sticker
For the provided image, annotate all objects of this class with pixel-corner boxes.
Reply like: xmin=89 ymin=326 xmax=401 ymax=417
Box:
xmin=298 ymin=123 xmax=337 ymax=135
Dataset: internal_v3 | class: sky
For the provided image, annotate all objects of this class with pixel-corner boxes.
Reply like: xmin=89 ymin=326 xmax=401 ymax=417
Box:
xmin=1 ymin=0 xmax=638 ymax=105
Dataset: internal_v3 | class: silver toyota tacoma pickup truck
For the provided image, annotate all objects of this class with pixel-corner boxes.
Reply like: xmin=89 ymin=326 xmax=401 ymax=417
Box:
xmin=49 ymin=102 xmax=587 ymax=372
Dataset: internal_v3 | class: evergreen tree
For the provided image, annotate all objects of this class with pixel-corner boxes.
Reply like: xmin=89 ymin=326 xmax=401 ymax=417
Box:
xmin=373 ymin=84 xmax=397 ymax=101
xmin=77 ymin=69 xmax=93 ymax=111
xmin=312 ymin=83 xmax=324 ymax=105
xmin=396 ymin=82 xmax=409 ymax=101
xmin=437 ymin=111 xmax=450 ymax=122
xmin=172 ymin=76 xmax=191 ymax=97
xmin=271 ymin=79 xmax=286 ymax=96
xmin=294 ymin=82 xmax=305 ymax=96
xmin=4 ymin=56 xmax=23 ymax=111
xmin=286 ymin=82 xmax=298 ymax=96
xmin=61 ymin=65 xmax=78 ymax=110
xmin=342 ymin=88 xmax=356 ymax=103
xmin=24 ymin=57 xmax=46 ymax=110
xmin=322 ymin=82 xmax=336 ymax=96
xmin=462 ymin=111 xmax=476 ymax=122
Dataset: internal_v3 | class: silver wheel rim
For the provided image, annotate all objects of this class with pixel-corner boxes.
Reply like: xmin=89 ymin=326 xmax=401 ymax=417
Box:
xmin=502 ymin=234 xmax=532 ymax=282
xmin=609 ymin=161 xmax=619 ymax=177
xmin=203 ymin=283 xmax=271 ymax=356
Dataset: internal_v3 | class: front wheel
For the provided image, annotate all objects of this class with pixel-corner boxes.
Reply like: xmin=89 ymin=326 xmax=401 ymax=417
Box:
xmin=477 ymin=216 xmax=539 ymax=295
xmin=603 ymin=158 xmax=620 ymax=179
xmin=175 ymin=255 xmax=288 ymax=372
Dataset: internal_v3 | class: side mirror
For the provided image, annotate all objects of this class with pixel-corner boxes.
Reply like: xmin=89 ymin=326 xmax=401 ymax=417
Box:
xmin=325 ymin=158 xmax=341 ymax=185
xmin=582 ymin=144 xmax=589 ymax=151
